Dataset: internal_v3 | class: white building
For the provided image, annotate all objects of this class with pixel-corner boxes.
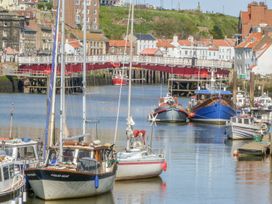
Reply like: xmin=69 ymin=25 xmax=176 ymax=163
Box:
xmin=100 ymin=0 xmax=125 ymax=6
xmin=134 ymin=34 xmax=157 ymax=55
xmin=234 ymin=32 xmax=272 ymax=79
xmin=157 ymin=35 xmax=235 ymax=61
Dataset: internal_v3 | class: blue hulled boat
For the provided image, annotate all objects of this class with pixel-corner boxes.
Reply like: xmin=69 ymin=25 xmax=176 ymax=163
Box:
xmin=189 ymin=89 xmax=236 ymax=124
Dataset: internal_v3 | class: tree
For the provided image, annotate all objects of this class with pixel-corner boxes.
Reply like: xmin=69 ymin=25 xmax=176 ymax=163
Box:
xmin=211 ymin=25 xmax=224 ymax=39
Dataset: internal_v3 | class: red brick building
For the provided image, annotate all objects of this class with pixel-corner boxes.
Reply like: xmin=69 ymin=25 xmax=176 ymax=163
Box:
xmin=239 ymin=2 xmax=272 ymax=37
xmin=53 ymin=0 xmax=100 ymax=31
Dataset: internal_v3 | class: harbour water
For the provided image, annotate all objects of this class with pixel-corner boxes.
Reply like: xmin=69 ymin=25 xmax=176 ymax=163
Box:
xmin=1 ymin=85 xmax=272 ymax=204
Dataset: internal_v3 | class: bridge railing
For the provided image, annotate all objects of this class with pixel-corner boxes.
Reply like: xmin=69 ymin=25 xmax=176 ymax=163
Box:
xmin=18 ymin=55 xmax=233 ymax=69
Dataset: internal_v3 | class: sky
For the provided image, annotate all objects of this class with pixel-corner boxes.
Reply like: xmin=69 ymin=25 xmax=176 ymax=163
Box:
xmin=128 ymin=0 xmax=272 ymax=16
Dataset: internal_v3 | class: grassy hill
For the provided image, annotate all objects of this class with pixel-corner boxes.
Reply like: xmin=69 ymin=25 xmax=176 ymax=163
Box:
xmin=100 ymin=6 xmax=238 ymax=40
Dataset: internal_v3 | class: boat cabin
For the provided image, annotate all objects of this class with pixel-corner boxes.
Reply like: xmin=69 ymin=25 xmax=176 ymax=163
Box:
xmin=0 ymin=138 xmax=39 ymax=171
xmin=231 ymin=116 xmax=254 ymax=125
xmin=46 ymin=141 xmax=115 ymax=172
xmin=191 ymin=89 xmax=232 ymax=105
xmin=0 ymin=156 xmax=15 ymax=191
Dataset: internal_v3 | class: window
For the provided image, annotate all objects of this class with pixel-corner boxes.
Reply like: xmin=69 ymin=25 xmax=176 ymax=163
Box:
xmin=244 ymin=119 xmax=249 ymax=125
xmin=9 ymin=165 xmax=14 ymax=178
xmin=78 ymin=150 xmax=92 ymax=160
xmin=18 ymin=146 xmax=35 ymax=160
xmin=2 ymin=31 xmax=7 ymax=38
xmin=3 ymin=166 xmax=9 ymax=180
xmin=63 ymin=149 xmax=75 ymax=163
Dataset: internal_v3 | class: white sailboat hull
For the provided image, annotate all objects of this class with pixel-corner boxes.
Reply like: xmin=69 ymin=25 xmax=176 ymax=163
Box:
xmin=28 ymin=175 xmax=115 ymax=200
xmin=116 ymin=151 xmax=166 ymax=180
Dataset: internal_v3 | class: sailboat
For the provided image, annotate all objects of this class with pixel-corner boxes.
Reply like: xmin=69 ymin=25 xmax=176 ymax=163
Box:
xmin=25 ymin=0 xmax=117 ymax=200
xmin=116 ymin=2 xmax=167 ymax=181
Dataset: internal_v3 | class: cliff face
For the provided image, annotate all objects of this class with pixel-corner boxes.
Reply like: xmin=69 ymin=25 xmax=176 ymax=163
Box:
xmin=100 ymin=6 xmax=238 ymax=40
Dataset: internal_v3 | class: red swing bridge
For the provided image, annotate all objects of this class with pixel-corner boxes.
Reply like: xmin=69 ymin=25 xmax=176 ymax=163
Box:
xmin=1 ymin=55 xmax=233 ymax=95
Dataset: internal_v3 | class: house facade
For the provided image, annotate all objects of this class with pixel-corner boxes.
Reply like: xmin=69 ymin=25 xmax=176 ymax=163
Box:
xmin=0 ymin=10 xmax=24 ymax=52
xmin=235 ymin=31 xmax=272 ymax=79
xmin=134 ymin=34 xmax=157 ymax=55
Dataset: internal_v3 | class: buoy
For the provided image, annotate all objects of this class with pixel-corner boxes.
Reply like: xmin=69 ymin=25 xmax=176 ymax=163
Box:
xmin=233 ymin=150 xmax=239 ymax=157
xmin=161 ymin=161 xmax=167 ymax=172
xmin=95 ymin=175 xmax=99 ymax=189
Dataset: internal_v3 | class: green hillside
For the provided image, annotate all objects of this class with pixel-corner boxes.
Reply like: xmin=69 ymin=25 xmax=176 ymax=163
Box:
xmin=100 ymin=6 xmax=238 ymax=40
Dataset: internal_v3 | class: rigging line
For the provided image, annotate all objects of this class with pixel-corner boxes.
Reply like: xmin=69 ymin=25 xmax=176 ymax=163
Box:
xmin=113 ymin=0 xmax=132 ymax=145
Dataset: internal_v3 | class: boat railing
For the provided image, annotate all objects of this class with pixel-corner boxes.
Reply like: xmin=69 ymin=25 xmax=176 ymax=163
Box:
xmin=0 ymin=174 xmax=24 ymax=195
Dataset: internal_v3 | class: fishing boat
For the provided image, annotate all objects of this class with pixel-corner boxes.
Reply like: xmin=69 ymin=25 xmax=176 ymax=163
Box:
xmin=115 ymin=3 xmax=167 ymax=181
xmin=25 ymin=141 xmax=117 ymax=200
xmin=236 ymin=91 xmax=250 ymax=110
xmin=254 ymin=93 xmax=272 ymax=110
xmin=112 ymin=70 xmax=128 ymax=86
xmin=0 ymin=155 xmax=24 ymax=203
xmin=149 ymin=93 xmax=188 ymax=122
xmin=0 ymin=138 xmax=39 ymax=172
xmin=25 ymin=0 xmax=117 ymax=200
xmin=226 ymin=115 xmax=269 ymax=140
xmin=188 ymin=71 xmax=236 ymax=124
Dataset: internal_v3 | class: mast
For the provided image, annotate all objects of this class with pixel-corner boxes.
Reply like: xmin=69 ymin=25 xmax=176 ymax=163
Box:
xmin=126 ymin=3 xmax=134 ymax=151
xmin=43 ymin=0 xmax=61 ymax=160
xmin=82 ymin=0 xmax=87 ymax=138
xmin=59 ymin=0 xmax=65 ymax=161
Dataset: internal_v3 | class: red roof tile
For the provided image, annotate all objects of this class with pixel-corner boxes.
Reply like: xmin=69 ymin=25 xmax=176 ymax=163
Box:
xmin=236 ymin=32 xmax=263 ymax=49
xmin=68 ymin=39 xmax=82 ymax=49
xmin=140 ymin=48 xmax=160 ymax=55
xmin=109 ymin=40 xmax=129 ymax=47
xmin=157 ymin=39 xmax=174 ymax=48
xmin=5 ymin=47 xmax=18 ymax=55
xmin=178 ymin=40 xmax=192 ymax=46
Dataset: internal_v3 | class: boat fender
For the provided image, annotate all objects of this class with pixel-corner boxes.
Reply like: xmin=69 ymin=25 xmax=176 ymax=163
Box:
xmin=233 ymin=150 xmax=239 ymax=157
xmin=95 ymin=175 xmax=99 ymax=189
xmin=188 ymin=112 xmax=195 ymax=118
xmin=161 ymin=161 xmax=167 ymax=172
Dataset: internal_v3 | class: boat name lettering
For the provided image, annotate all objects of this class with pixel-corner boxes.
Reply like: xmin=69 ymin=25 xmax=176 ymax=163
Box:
xmin=51 ymin=174 xmax=70 ymax=178
xmin=27 ymin=173 xmax=36 ymax=176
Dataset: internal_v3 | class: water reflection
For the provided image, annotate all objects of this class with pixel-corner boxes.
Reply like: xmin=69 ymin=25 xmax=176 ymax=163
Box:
xmin=26 ymin=192 xmax=114 ymax=204
xmin=113 ymin=177 xmax=165 ymax=204
xmin=190 ymin=123 xmax=227 ymax=144
xmin=235 ymin=158 xmax=272 ymax=204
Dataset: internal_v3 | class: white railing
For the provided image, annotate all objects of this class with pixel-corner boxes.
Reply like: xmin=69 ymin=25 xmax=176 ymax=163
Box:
xmin=18 ymin=55 xmax=233 ymax=69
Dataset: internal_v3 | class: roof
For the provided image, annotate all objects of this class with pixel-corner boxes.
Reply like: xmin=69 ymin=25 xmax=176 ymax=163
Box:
xmin=195 ymin=89 xmax=232 ymax=95
xmin=135 ymin=33 xmax=156 ymax=41
xmin=236 ymin=32 xmax=263 ymax=49
xmin=178 ymin=40 xmax=192 ymax=46
xmin=212 ymin=39 xmax=234 ymax=47
xmin=72 ymin=30 xmax=109 ymax=42
xmin=4 ymin=47 xmax=18 ymax=55
xmin=140 ymin=48 xmax=160 ymax=55
xmin=109 ymin=40 xmax=129 ymax=47
xmin=68 ymin=39 xmax=82 ymax=49
xmin=157 ymin=39 xmax=174 ymax=48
